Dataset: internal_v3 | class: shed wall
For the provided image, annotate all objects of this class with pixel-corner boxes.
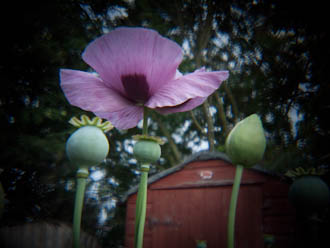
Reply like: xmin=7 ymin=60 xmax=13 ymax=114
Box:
xmin=261 ymin=180 xmax=295 ymax=247
xmin=125 ymin=159 xmax=295 ymax=248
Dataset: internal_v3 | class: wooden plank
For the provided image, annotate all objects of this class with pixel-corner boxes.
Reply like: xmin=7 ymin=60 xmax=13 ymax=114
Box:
xmin=262 ymin=197 xmax=295 ymax=216
xmin=147 ymin=185 xmax=263 ymax=248
xmin=184 ymin=160 xmax=230 ymax=169
xmin=149 ymin=187 xmax=227 ymax=248
xmin=235 ymin=185 xmax=264 ymax=248
xmin=150 ymin=163 xmax=266 ymax=190
xmin=263 ymin=216 xmax=295 ymax=234
xmin=150 ymin=180 xmax=265 ymax=190
xmin=262 ymin=180 xmax=291 ymax=197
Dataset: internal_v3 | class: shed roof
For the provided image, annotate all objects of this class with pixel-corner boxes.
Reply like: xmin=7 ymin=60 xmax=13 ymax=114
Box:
xmin=121 ymin=150 xmax=274 ymax=202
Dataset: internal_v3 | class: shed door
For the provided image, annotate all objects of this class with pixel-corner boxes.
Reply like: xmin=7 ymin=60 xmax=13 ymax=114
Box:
xmin=147 ymin=186 xmax=263 ymax=248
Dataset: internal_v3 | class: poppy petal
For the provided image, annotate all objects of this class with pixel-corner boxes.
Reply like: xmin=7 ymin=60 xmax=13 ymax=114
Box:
xmin=94 ymin=105 xmax=144 ymax=130
xmin=60 ymin=69 xmax=136 ymax=116
xmin=146 ymin=70 xmax=229 ymax=109
xmin=82 ymin=27 xmax=182 ymax=96
xmin=156 ymin=97 xmax=207 ymax=114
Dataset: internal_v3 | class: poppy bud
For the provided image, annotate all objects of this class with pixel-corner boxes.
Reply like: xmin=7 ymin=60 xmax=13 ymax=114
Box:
xmin=133 ymin=140 xmax=161 ymax=164
xmin=225 ymin=114 xmax=266 ymax=167
xmin=66 ymin=126 xmax=109 ymax=169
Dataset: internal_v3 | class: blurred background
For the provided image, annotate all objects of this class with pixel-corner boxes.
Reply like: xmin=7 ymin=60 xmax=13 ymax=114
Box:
xmin=1 ymin=0 xmax=329 ymax=247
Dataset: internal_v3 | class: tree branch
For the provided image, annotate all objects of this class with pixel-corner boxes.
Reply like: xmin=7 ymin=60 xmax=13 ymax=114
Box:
xmin=213 ymin=91 xmax=229 ymax=137
xmin=202 ymin=99 xmax=215 ymax=151
xmin=193 ymin=2 xmax=216 ymax=151
xmin=189 ymin=110 xmax=206 ymax=135
xmin=223 ymin=81 xmax=239 ymax=123
xmin=151 ymin=112 xmax=182 ymax=163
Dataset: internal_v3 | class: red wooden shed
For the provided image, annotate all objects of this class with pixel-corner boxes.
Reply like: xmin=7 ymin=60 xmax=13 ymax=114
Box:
xmin=123 ymin=151 xmax=296 ymax=248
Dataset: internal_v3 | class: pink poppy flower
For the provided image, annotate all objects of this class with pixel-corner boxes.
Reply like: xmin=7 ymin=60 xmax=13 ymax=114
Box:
xmin=60 ymin=27 xmax=229 ymax=130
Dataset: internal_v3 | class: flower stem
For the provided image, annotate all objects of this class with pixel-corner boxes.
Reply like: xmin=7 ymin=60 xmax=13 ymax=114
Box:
xmin=142 ymin=107 xmax=148 ymax=135
xmin=227 ymin=164 xmax=244 ymax=248
xmin=134 ymin=107 xmax=150 ymax=248
xmin=73 ymin=168 xmax=89 ymax=248
xmin=134 ymin=166 xmax=149 ymax=248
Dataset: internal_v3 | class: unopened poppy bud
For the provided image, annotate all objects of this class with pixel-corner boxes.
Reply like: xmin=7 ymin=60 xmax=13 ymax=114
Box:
xmin=133 ymin=140 xmax=161 ymax=164
xmin=225 ymin=114 xmax=266 ymax=167
xmin=66 ymin=126 xmax=109 ymax=169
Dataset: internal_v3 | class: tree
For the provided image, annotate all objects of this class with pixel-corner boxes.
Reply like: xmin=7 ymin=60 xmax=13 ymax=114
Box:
xmin=0 ymin=0 xmax=104 ymax=232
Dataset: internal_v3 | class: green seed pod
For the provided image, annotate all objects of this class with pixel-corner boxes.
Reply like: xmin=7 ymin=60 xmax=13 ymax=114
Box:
xmin=225 ymin=114 xmax=266 ymax=167
xmin=133 ymin=140 xmax=161 ymax=164
xmin=288 ymin=176 xmax=330 ymax=213
xmin=66 ymin=126 xmax=109 ymax=169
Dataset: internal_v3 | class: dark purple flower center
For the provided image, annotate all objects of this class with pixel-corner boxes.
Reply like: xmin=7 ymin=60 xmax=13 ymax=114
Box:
xmin=121 ymin=74 xmax=150 ymax=104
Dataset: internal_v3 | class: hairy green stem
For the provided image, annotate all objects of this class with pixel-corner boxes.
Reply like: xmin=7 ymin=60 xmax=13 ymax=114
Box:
xmin=142 ymin=107 xmax=148 ymax=135
xmin=134 ymin=107 xmax=150 ymax=248
xmin=73 ymin=168 xmax=89 ymax=248
xmin=134 ymin=168 xmax=149 ymax=248
xmin=227 ymin=164 xmax=244 ymax=248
